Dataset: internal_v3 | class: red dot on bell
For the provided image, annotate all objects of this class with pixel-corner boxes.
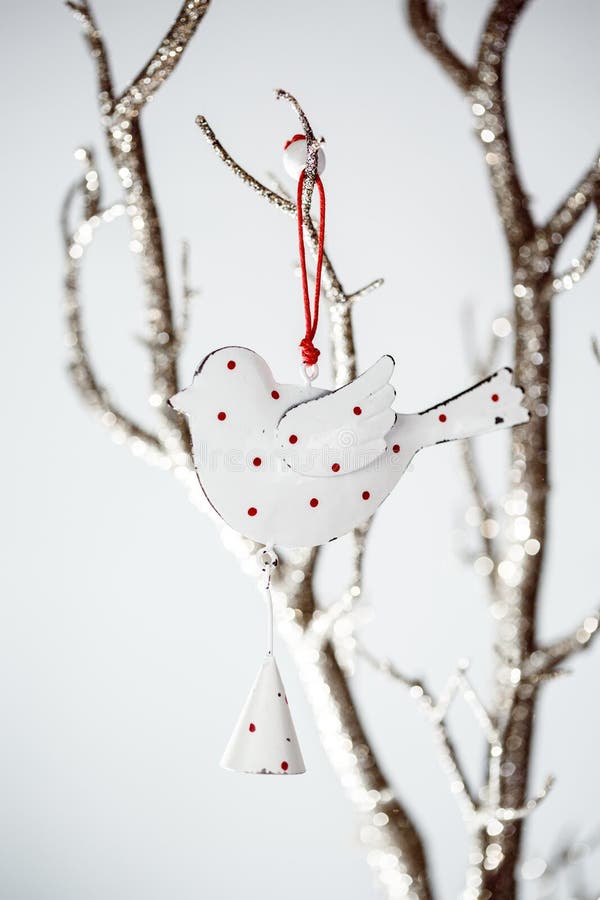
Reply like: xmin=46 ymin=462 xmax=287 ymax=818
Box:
xmin=217 ymin=411 xmax=226 ymax=421
xmin=362 ymin=491 xmax=370 ymax=501
xmin=289 ymin=434 xmax=298 ymax=444
xmin=247 ymin=507 xmax=257 ymax=517
xmin=253 ymin=457 xmax=262 ymax=467
xmin=439 ymin=413 xmax=447 ymax=423
xmin=249 ymin=723 xmax=256 ymax=733
xmin=492 ymin=393 xmax=499 ymax=402
xmin=353 ymin=406 xmax=362 ymax=416
xmin=271 ymin=390 xmax=280 ymax=400
xmin=309 ymin=497 xmax=319 ymax=508
xmin=392 ymin=444 xmax=400 ymax=454
xmin=281 ymin=761 xmax=289 ymax=771
xmin=227 ymin=360 xmax=236 ymax=370
xmin=331 ymin=463 xmax=340 ymax=472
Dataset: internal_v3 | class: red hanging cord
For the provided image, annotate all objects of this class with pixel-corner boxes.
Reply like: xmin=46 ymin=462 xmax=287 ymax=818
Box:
xmin=296 ymin=168 xmax=326 ymax=368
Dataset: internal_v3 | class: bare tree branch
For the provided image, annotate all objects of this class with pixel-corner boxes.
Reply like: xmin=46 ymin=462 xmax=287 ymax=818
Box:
xmin=527 ymin=609 xmax=600 ymax=674
xmin=552 ymin=206 xmax=600 ymax=293
xmin=64 ymin=191 xmax=167 ymax=464
xmin=406 ymin=0 xmax=474 ymax=92
xmin=347 ymin=279 xmax=385 ymax=303
xmin=196 ymin=114 xmax=358 ymax=304
xmin=543 ymin=154 xmax=600 ymax=241
xmin=474 ymin=0 xmax=534 ymax=248
xmin=115 ymin=0 xmax=211 ymax=114
xmin=65 ymin=1 xmax=114 ymax=106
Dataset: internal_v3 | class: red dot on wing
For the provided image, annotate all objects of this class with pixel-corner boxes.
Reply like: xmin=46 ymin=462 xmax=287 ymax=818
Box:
xmin=353 ymin=406 xmax=362 ymax=416
xmin=253 ymin=457 xmax=262 ymax=467
xmin=491 ymin=393 xmax=499 ymax=402
xmin=439 ymin=413 xmax=447 ymax=423
xmin=249 ymin=723 xmax=256 ymax=732
xmin=271 ymin=390 xmax=280 ymax=400
xmin=362 ymin=491 xmax=370 ymax=500
xmin=392 ymin=444 xmax=400 ymax=453
xmin=227 ymin=360 xmax=236 ymax=370
xmin=281 ymin=761 xmax=289 ymax=771
xmin=247 ymin=507 xmax=257 ymax=517
xmin=331 ymin=463 xmax=340 ymax=472
xmin=309 ymin=498 xmax=319 ymax=508
xmin=289 ymin=434 xmax=298 ymax=444
xmin=217 ymin=411 xmax=226 ymax=421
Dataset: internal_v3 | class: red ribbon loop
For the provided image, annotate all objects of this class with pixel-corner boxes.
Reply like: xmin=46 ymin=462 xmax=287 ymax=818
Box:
xmin=296 ymin=168 xmax=325 ymax=368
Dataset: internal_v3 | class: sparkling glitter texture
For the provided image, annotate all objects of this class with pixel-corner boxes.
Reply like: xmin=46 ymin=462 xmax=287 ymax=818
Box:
xmin=63 ymin=2 xmax=600 ymax=899
xmin=409 ymin=1 xmax=600 ymax=897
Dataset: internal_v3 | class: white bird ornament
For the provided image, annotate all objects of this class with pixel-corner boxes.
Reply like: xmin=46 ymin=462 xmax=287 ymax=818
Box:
xmin=169 ymin=347 xmax=528 ymax=549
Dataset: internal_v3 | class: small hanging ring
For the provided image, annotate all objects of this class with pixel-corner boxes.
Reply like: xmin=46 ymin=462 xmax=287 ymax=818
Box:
xmin=257 ymin=546 xmax=278 ymax=570
xmin=300 ymin=362 xmax=319 ymax=385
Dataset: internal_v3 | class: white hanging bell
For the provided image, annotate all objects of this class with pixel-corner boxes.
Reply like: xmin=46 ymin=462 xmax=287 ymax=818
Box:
xmin=221 ymin=547 xmax=306 ymax=775
xmin=221 ymin=653 xmax=305 ymax=775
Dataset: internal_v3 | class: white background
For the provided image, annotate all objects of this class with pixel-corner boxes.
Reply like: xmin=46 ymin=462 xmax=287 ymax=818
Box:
xmin=2 ymin=0 xmax=600 ymax=897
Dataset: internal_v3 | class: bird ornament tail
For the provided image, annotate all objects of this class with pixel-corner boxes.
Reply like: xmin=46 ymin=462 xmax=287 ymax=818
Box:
xmin=413 ymin=367 xmax=529 ymax=450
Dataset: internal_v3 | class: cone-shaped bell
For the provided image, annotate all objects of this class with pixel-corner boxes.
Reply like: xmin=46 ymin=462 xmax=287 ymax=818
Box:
xmin=221 ymin=654 xmax=306 ymax=775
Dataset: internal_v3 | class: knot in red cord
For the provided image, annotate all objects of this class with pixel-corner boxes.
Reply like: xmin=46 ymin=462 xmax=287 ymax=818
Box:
xmin=299 ymin=337 xmax=320 ymax=367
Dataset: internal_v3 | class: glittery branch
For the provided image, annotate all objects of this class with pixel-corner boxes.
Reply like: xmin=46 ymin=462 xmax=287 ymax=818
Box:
xmin=358 ymin=649 xmax=510 ymax=821
xmin=275 ymin=89 xmax=321 ymax=219
xmin=543 ymin=154 xmax=600 ymax=241
xmin=195 ymin=114 xmax=348 ymax=304
xmin=406 ymin=0 xmax=474 ymax=92
xmin=66 ymin=0 xmax=208 ymax=461
xmin=360 ymin=643 xmax=554 ymax=832
xmin=63 ymin=190 xmax=167 ymax=464
xmin=65 ymin=1 xmax=114 ymax=105
xmin=473 ymin=1 xmax=534 ymax=248
xmin=552 ymin=207 xmax=600 ymax=293
xmin=116 ymin=0 xmax=210 ymax=114
xmin=593 ymin=335 xmax=600 ymax=365
xmin=527 ymin=609 xmax=600 ymax=673
xmin=347 ymin=279 xmax=385 ymax=303
xmin=406 ymin=2 xmax=600 ymax=893
xmin=494 ymin=775 xmax=555 ymax=822
xmin=409 ymin=0 xmax=534 ymax=247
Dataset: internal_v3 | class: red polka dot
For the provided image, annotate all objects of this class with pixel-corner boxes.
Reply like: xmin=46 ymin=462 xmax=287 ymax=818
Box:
xmin=281 ymin=761 xmax=289 ymax=771
xmin=439 ymin=413 xmax=447 ymax=423
xmin=331 ymin=463 xmax=340 ymax=472
xmin=227 ymin=360 xmax=236 ymax=370
xmin=392 ymin=444 xmax=400 ymax=453
xmin=253 ymin=457 xmax=262 ymax=467
xmin=491 ymin=393 xmax=499 ymax=402
xmin=289 ymin=434 xmax=298 ymax=444
xmin=271 ymin=390 xmax=280 ymax=400
xmin=249 ymin=723 xmax=256 ymax=732
xmin=309 ymin=498 xmax=319 ymax=508
xmin=362 ymin=491 xmax=370 ymax=500
xmin=247 ymin=507 xmax=257 ymax=517
xmin=217 ymin=411 xmax=226 ymax=421
xmin=353 ymin=406 xmax=362 ymax=416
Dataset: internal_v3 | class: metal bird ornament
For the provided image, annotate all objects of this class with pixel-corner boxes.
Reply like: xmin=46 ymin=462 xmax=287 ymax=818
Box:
xmin=174 ymin=107 xmax=528 ymax=775
xmin=170 ymin=347 xmax=528 ymax=548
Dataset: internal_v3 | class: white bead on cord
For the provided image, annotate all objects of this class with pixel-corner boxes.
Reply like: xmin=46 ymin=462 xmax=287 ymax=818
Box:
xmin=282 ymin=136 xmax=326 ymax=181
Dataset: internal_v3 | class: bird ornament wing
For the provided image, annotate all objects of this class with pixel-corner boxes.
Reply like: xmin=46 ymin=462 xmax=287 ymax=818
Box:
xmin=276 ymin=355 xmax=396 ymax=477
